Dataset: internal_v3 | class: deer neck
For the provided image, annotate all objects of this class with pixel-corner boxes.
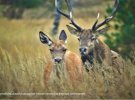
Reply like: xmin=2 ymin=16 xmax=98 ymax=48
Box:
xmin=93 ymin=39 xmax=103 ymax=63
xmin=50 ymin=59 xmax=68 ymax=83
xmin=94 ymin=38 xmax=111 ymax=64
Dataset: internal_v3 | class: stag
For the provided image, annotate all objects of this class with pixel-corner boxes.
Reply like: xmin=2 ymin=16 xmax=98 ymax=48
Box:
xmin=56 ymin=0 xmax=122 ymax=71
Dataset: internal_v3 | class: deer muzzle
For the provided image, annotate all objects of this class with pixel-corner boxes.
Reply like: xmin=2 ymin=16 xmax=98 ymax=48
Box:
xmin=54 ymin=57 xmax=62 ymax=63
xmin=79 ymin=47 xmax=88 ymax=55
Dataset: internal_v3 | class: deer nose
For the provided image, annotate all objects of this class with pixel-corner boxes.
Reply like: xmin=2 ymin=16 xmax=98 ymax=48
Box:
xmin=79 ymin=47 xmax=87 ymax=54
xmin=54 ymin=58 xmax=62 ymax=63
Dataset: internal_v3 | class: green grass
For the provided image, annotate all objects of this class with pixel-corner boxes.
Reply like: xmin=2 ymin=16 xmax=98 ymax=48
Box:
xmin=0 ymin=18 xmax=135 ymax=99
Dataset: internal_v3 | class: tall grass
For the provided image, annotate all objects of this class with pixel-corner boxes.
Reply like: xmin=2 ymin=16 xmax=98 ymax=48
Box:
xmin=0 ymin=19 xmax=135 ymax=99
xmin=0 ymin=47 xmax=135 ymax=99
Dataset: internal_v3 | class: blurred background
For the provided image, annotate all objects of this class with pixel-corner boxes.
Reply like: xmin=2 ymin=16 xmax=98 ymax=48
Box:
xmin=0 ymin=0 xmax=134 ymax=59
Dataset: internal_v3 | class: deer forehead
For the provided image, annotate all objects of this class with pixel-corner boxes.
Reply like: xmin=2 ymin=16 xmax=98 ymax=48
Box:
xmin=51 ymin=40 xmax=66 ymax=49
xmin=80 ymin=29 xmax=93 ymax=38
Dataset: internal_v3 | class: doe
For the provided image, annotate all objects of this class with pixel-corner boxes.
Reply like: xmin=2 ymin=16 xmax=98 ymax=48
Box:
xmin=39 ymin=30 xmax=83 ymax=86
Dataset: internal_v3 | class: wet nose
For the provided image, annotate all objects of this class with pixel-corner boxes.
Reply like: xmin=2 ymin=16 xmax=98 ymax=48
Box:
xmin=79 ymin=47 xmax=87 ymax=54
xmin=54 ymin=58 xmax=62 ymax=63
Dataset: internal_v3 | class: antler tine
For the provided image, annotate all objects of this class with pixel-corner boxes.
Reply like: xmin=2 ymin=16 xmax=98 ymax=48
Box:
xmin=55 ymin=0 xmax=69 ymax=19
xmin=55 ymin=0 xmax=82 ymax=31
xmin=92 ymin=0 xmax=119 ymax=31
xmin=92 ymin=13 xmax=100 ymax=31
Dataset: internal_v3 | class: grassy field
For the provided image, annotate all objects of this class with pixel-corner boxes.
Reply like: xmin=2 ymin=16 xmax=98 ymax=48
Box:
xmin=0 ymin=18 xmax=135 ymax=99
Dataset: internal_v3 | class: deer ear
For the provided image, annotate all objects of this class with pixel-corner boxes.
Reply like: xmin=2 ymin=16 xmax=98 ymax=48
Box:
xmin=66 ymin=25 xmax=79 ymax=36
xmin=59 ymin=30 xmax=67 ymax=43
xmin=39 ymin=31 xmax=53 ymax=46
xmin=96 ymin=26 xmax=109 ymax=35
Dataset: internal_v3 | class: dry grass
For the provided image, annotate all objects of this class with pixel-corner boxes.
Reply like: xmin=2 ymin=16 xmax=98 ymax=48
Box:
xmin=0 ymin=18 xmax=135 ymax=99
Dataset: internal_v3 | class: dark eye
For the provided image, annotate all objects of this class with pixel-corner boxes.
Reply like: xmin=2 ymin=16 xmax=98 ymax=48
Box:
xmin=91 ymin=38 xmax=95 ymax=41
xmin=49 ymin=49 xmax=53 ymax=52
xmin=91 ymin=36 xmax=96 ymax=41
xmin=78 ymin=38 xmax=80 ymax=41
xmin=63 ymin=48 xmax=67 ymax=52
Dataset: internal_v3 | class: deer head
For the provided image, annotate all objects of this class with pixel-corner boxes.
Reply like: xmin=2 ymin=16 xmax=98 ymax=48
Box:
xmin=56 ymin=0 xmax=119 ymax=56
xmin=39 ymin=30 xmax=67 ymax=63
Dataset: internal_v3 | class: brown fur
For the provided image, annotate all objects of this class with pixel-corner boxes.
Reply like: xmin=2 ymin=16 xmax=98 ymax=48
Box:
xmin=44 ymin=41 xmax=83 ymax=86
xmin=94 ymin=38 xmax=113 ymax=65
xmin=94 ymin=38 xmax=123 ymax=67
xmin=94 ymin=38 xmax=124 ymax=74
xmin=64 ymin=51 xmax=83 ymax=84
xmin=44 ymin=61 xmax=53 ymax=85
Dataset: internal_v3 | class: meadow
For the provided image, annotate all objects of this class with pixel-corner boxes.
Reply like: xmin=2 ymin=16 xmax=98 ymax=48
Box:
xmin=0 ymin=18 xmax=135 ymax=99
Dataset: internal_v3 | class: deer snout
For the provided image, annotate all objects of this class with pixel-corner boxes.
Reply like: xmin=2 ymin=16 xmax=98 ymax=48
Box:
xmin=79 ymin=47 xmax=88 ymax=55
xmin=54 ymin=58 xmax=62 ymax=63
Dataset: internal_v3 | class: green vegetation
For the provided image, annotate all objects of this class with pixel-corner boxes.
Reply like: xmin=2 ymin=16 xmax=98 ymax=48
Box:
xmin=105 ymin=0 xmax=135 ymax=58
xmin=0 ymin=0 xmax=44 ymax=8
xmin=0 ymin=0 xmax=45 ymax=19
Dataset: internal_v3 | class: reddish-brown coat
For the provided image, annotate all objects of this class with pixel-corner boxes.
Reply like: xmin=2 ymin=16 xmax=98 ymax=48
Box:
xmin=44 ymin=42 xmax=83 ymax=86
xmin=44 ymin=61 xmax=53 ymax=85
xmin=64 ymin=51 xmax=83 ymax=84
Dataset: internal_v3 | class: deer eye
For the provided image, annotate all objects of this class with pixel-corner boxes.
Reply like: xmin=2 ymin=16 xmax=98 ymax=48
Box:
xmin=63 ymin=48 xmax=67 ymax=52
xmin=49 ymin=49 xmax=53 ymax=52
xmin=91 ymin=37 xmax=95 ymax=41
xmin=78 ymin=38 xmax=80 ymax=41
xmin=91 ymin=36 xmax=96 ymax=41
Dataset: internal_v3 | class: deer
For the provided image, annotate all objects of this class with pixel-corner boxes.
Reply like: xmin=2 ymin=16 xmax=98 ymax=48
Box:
xmin=39 ymin=30 xmax=83 ymax=86
xmin=56 ymin=0 xmax=123 ymax=72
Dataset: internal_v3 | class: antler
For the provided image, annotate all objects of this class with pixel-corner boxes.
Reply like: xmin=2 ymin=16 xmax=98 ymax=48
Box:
xmin=92 ymin=0 xmax=119 ymax=31
xmin=55 ymin=0 xmax=82 ymax=31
